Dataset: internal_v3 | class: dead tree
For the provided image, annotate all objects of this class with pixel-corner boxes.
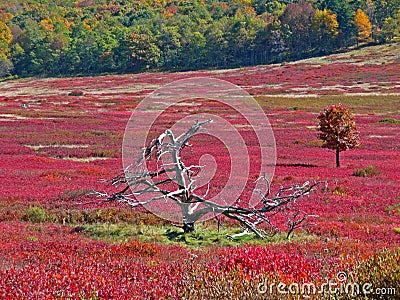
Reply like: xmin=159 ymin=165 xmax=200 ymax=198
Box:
xmin=96 ymin=120 xmax=318 ymax=238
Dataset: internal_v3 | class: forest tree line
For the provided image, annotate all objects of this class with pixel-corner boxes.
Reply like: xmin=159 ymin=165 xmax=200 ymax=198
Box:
xmin=0 ymin=0 xmax=399 ymax=78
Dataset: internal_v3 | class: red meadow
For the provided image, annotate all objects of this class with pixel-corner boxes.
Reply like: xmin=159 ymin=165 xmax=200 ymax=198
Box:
xmin=0 ymin=43 xmax=399 ymax=299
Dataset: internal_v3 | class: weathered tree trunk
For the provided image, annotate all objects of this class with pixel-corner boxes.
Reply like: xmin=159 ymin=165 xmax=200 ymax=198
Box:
xmin=181 ymin=202 xmax=196 ymax=233
xmin=182 ymin=222 xmax=195 ymax=233
xmin=336 ymin=148 xmax=340 ymax=168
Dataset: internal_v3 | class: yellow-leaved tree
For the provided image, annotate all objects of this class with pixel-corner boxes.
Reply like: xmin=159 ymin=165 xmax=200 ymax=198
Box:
xmin=0 ymin=20 xmax=13 ymax=77
xmin=354 ymin=8 xmax=372 ymax=42
xmin=314 ymin=9 xmax=339 ymax=37
xmin=0 ymin=21 xmax=12 ymax=58
xmin=312 ymin=9 xmax=339 ymax=51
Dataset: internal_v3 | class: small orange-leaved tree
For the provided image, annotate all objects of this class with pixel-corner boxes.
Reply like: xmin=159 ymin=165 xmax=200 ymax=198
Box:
xmin=317 ymin=103 xmax=360 ymax=167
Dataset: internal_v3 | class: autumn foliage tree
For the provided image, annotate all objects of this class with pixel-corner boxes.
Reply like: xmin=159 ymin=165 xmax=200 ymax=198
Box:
xmin=317 ymin=104 xmax=360 ymax=167
xmin=280 ymin=1 xmax=316 ymax=58
xmin=354 ymin=8 xmax=372 ymax=42
xmin=0 ymin=19 xmax=13 ymax=78
xmin=312 ymin=8 xmax=339 ymax=53
xmin=0 ymin=21 xmax=12 ymax=57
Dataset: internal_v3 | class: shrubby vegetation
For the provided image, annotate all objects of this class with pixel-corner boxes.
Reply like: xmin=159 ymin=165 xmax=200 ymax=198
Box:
xmin=353 ymin=165 xmax=380 ymax=177
xmin=0 ymin=0 xmax=399 ymax=77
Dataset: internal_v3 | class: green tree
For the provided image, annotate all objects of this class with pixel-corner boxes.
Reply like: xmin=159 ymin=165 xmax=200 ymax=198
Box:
xmin=93 ymin=20 xmax=119 ymax=72
xmin=317 ymin=0 xmax=357 ymax=47
xmin=0 ymin=56 xmax=13 ymax=78
xmin=0 ymin=21 xmax=12 ymax=58
xmin=181 ymin=30 xmax=206 ymax=69
xmin=63 ymin=22 xmax=100 ymax=74
xmin=312 ymin=9 xmax=339 ymax=54
xmin=254 ymin=0 xmax=286 ymax=16
xmin=122 ymin=28 xmax=160 ymax=71
xmin=380 ymin=15 xmax=399 ymax=41
xmin=13 ymin=19 xmax=56 ymax=76
xmin=372 ymin=0 xmax=400 ymax=35
xmin=373 ymin=1 xmax=400 ymax=42
xmin=203 ymin=19 xmax=229 ymax=68
xmin=158 ymin=25 xmax=182 ymax=70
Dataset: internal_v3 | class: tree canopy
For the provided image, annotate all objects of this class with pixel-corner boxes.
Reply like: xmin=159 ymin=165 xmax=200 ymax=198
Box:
xmin=0 ymin=0 xmax=399 ymax=77
xmin=317 ymin=103 xmax=361 ymax=167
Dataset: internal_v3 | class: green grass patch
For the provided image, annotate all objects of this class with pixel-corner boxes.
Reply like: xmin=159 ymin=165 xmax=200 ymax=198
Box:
xmin=14 ymin=204 xmax=316 ymax=248
xmin=8 ymin=204 xmax=165 ymax=226
xmin=353 ymin=165 xmax=380 ymax=177
xmin=23 ymin=206 xmax=47 ymax=223
xmin=256 ymin=95 xmax=400 ymax=114
xmin=379 ymin=118 xmax=400 ymax=124
xmin=81 ymin=223 xmax=140 ymax=243
xmin=79 ymin=222 xmax=316 ymax=248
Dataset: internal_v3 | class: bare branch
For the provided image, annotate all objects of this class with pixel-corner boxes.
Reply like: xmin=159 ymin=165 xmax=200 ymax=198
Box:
xmin=95 ymin=120 xmax=319 ymax=236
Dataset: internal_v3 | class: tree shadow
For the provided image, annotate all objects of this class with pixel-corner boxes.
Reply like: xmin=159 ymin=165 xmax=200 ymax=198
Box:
xmin=165 ymin=228 xmax=185 ymax=242
xmin=276 ymin=163 xmax=318 ymax=168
